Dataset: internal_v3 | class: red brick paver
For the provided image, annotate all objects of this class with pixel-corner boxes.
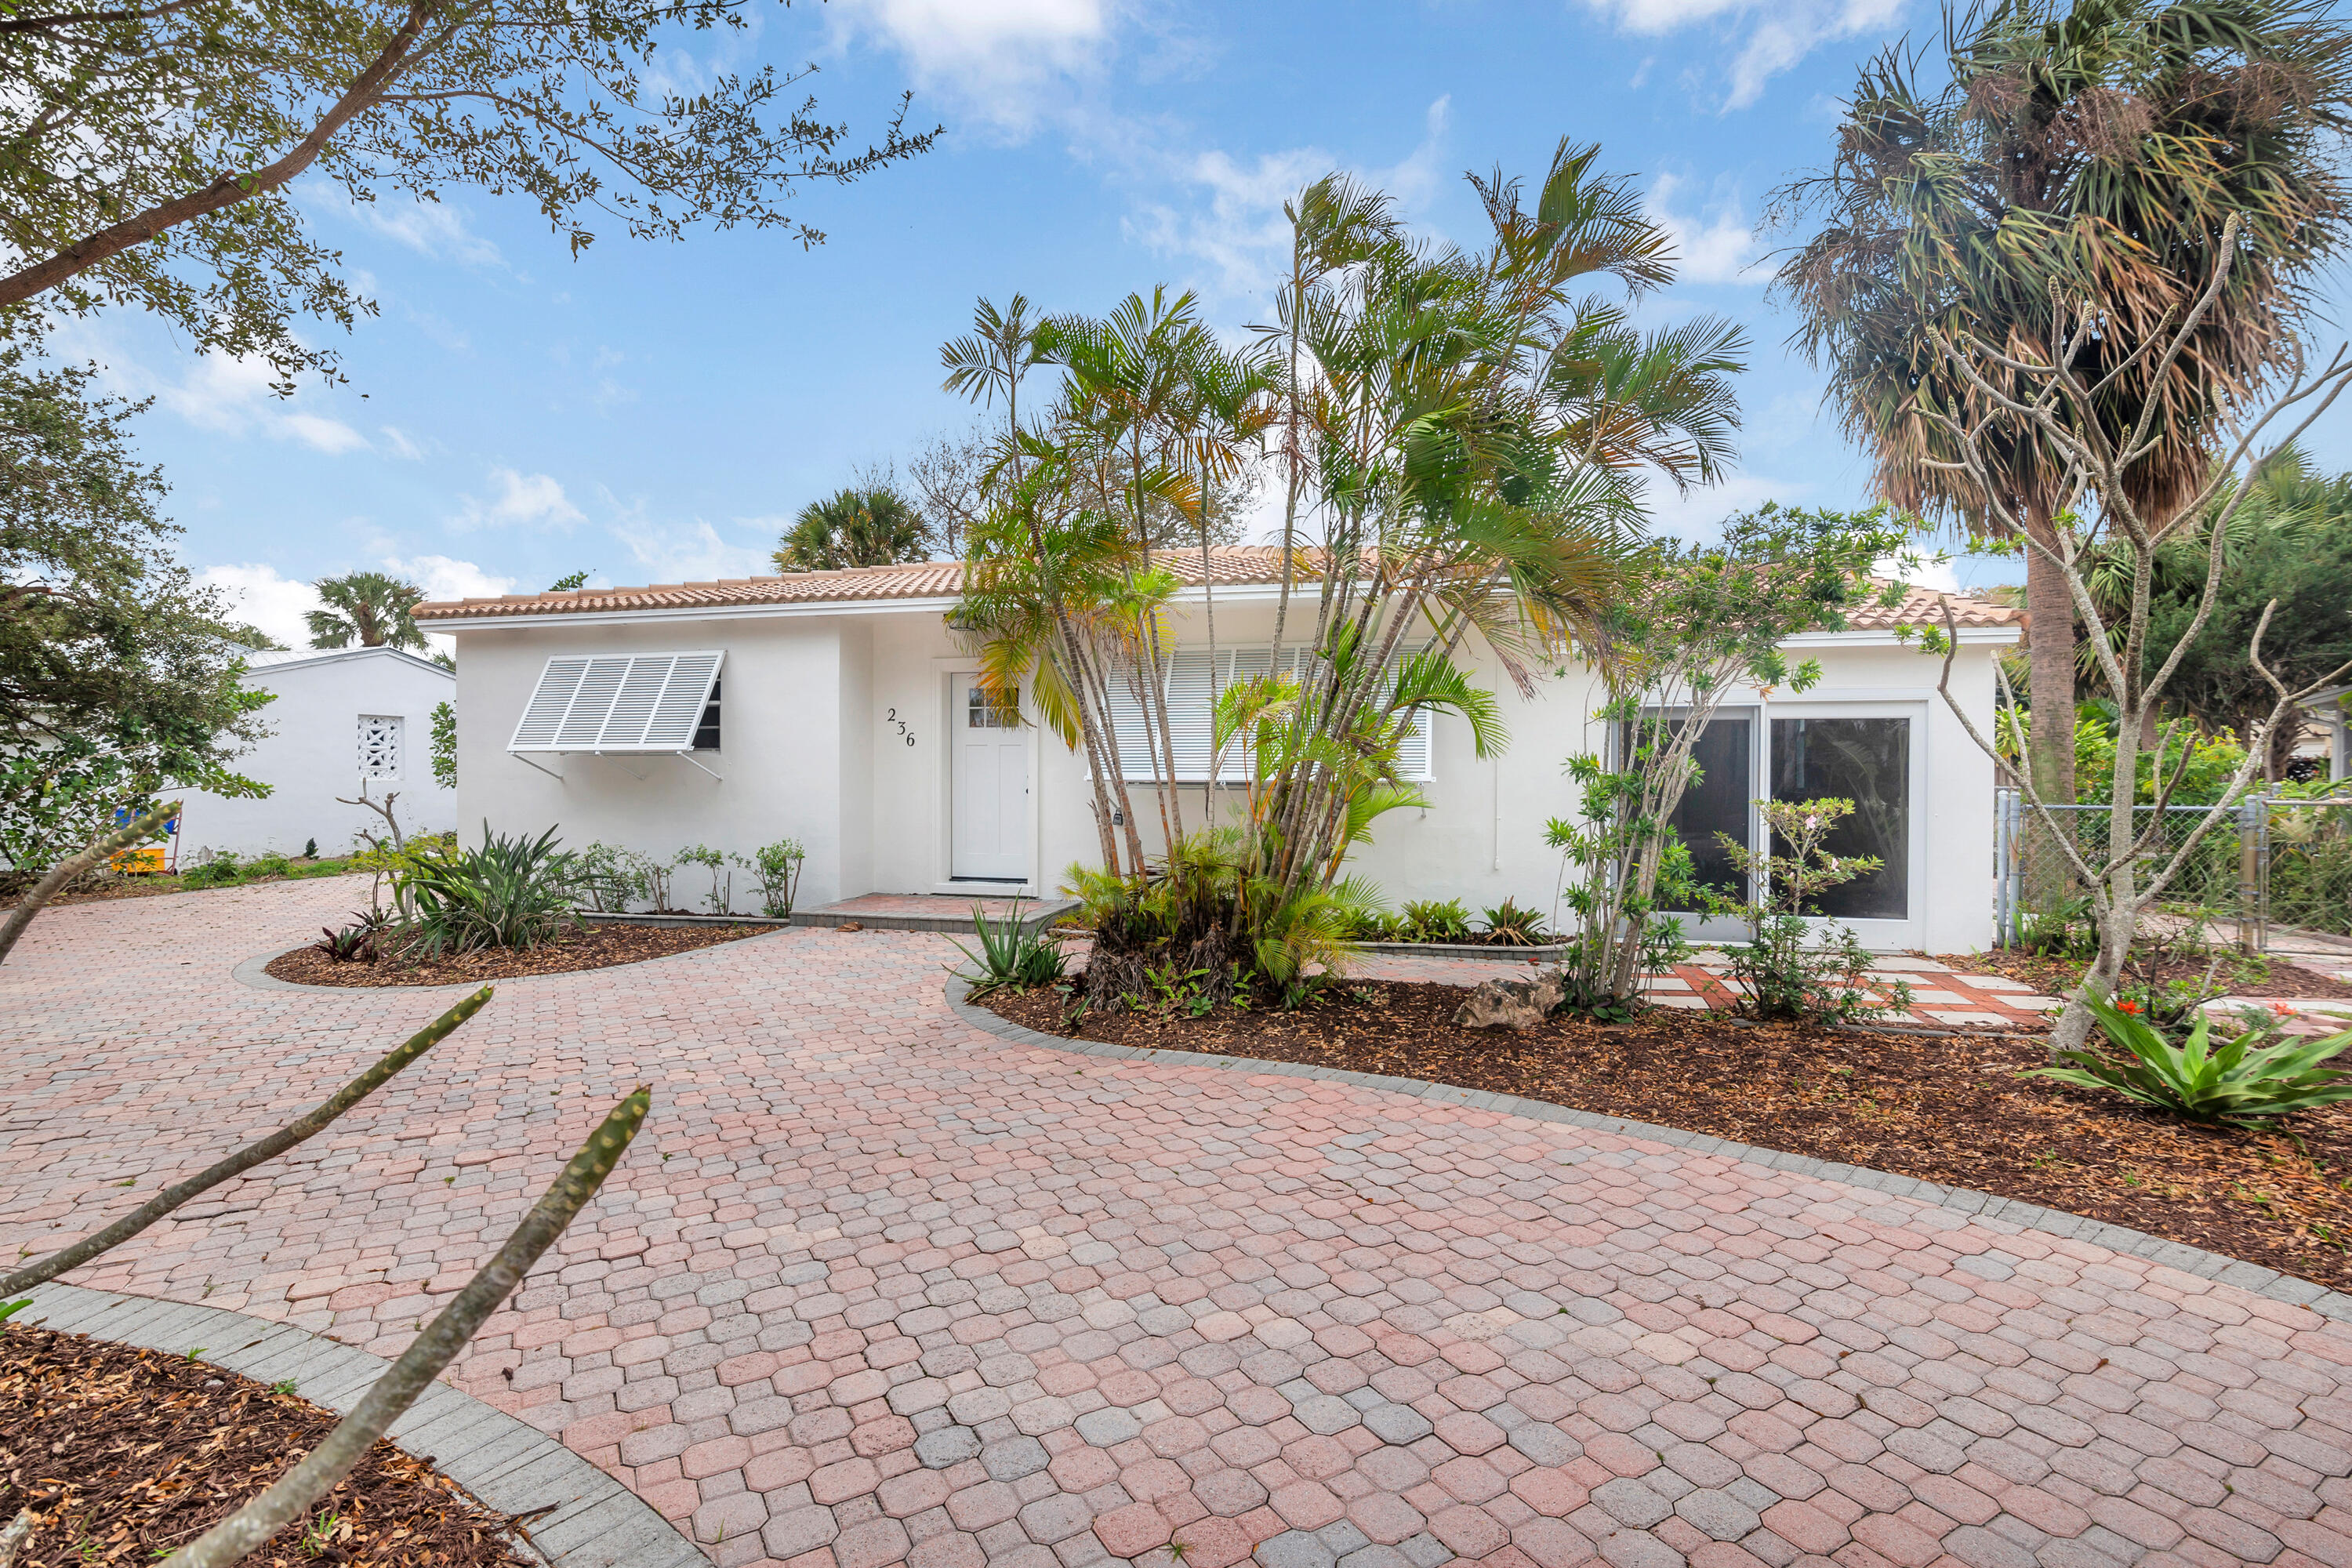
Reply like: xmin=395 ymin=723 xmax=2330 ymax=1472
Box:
xmin=7 ymin=877 xmax=2352 ymax=1568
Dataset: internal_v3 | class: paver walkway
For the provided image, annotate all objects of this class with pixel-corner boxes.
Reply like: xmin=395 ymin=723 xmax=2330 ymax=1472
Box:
xmin=10 ymin=878 xmax=2352 ymax=1568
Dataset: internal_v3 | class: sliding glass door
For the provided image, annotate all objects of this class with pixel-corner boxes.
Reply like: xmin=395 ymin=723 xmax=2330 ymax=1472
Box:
xmin=1626 ymin=703 xmax=1922 ymax=949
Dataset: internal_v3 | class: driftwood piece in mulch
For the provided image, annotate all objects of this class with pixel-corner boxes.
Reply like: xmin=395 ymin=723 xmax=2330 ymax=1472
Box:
xmin=0 ymin=1323 xmax=532 ymax=1567
xmin=985 ymin=977 xmax=2352 ymax=1296
xmin=1945 ymin=946 xmax=2352 ymax=1001
xmin=265 ymin=922 xmax=769 ymax=987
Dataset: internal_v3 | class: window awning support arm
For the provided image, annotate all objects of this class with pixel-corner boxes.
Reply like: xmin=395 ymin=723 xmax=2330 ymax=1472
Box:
xmin=676 ymin=751 xmax=722 ymax=782
xmin=512 ymin=754 xmax=565 ymax=783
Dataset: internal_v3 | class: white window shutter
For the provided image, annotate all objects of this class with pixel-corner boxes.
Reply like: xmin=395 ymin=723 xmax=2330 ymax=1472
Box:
xmin=644 ymin=653 xmax=724 ymax=748
xmin=602 ymin=655 xmax=676 ymax=746
xmin=554 ymin=657 xmax=630 ymax=747
xmin=1163 ymin=649 xmax=1216 ymax=781
xmin=510 ymin=657 xmax=590 ymax=749
xmin=509 ymin=651 xmax=725 ymax=753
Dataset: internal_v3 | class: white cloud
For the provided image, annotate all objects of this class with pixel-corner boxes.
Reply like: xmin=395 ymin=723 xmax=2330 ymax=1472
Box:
xmin=1581 ymin=0 xmax=1903 ymax=109
xmin=609 ymin=516 xmax=772 ymax=583
xmin=1642 ymin=471 xmax=1801 ymax=543
xmin=198 ymin=564 xmax=321 ymax=650
xmin=114 ymin=347 xmax=375 ymax=454
xmin=1647 ymin=172 xmax=1763 ymax=285
xmin=1878 ymin=551 xmax=1959 ymax=592
xmin=379 ymin=425 xmax=426 ymax=460
xmin=1128 ymin=96 xmax=1454 ymax=300
xmin=452 ymin=467 xmax=586 ymax=531
xmin=313 ymin=183 xmax=505 ymax=267
xmin=830 ymin=0 xmax=1112 ymax=129
xmin=277 ymin=412 xmax=372 ymax=454
xmin=387 ymin=554 xmax=520 ymax=604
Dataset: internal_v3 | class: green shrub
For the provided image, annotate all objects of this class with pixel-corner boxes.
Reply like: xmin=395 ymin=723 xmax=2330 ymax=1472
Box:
xmin=674 ymin=844 xmax=731 ymax=914
xmin=1071 ymin=833 xmax=1352 ymax=1012
xmin=949 ymin=898 xmax=1068 ymax=997
xmin=748 ymin=838 xmax=805 ymax=919
xmin=572 ymin=841 xmax=653 ymax=913
xmin=182 ymin=851 xmax=242 ymax=888
xmin=393 ymin=824 xmax=583 ymax=954
xmin=1713 ymin=799 xmax=1909 ymax=1025
xmin=247 ymin=850 xmax=293 ymax=880
xmin=2024 ymin=993 xmax=2352 ymax=1122
xmin=1400 ymin=898 xmax=1471 ymax=943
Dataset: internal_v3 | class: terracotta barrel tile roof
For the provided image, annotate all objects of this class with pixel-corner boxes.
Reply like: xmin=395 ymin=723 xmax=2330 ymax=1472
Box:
xmin=414 ymin=545 xmax=2020 ymax=630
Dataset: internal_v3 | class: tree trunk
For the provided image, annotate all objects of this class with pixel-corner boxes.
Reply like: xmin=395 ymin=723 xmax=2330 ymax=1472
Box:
xmin=2024 ymin=512 xmax=2078 ymax=914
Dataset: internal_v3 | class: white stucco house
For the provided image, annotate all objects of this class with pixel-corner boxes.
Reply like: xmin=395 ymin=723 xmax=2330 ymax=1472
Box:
xmin=174 ymin=646 xmax=459 ymax=861
xmin=415 ymin=547 xmax=2024 ymax=950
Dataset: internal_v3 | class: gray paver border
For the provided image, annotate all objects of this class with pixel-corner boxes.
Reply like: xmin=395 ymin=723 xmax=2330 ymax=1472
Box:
xmin=946 ymin=977 xmax=2352 ymax=1323
xmin=14 ymin=1281 xmax=707 ymax=1568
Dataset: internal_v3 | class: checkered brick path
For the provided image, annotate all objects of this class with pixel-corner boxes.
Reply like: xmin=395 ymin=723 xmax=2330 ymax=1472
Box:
xmin=9 ymin=876 xmax=2352 ymax=1568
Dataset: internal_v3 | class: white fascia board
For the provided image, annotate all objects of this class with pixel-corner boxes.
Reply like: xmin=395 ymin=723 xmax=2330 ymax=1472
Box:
xmin=1780 ymin=626 xmax=2019 ymax=648
xmin=426 ymin=595 xmax=964 ymax=633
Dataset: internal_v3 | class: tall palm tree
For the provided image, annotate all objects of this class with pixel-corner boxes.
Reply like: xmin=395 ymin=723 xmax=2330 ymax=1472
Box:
xmin=307 ymin=571 xmax=425 ymax=652
xmin=772 ymin=486 xmax=929 ymax=572
xmin=1774 ymin=0 xmax=2352 ymax=854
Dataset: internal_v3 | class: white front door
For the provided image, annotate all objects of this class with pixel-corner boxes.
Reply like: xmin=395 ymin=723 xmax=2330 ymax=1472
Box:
xmin=952 ymin=679 xmax=1029 ymax=882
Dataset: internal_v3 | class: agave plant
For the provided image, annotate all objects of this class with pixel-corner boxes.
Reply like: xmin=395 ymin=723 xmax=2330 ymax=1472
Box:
xmin=392 ymin=823 xmax=584 ymax=955
xmin=948 ymin=898 xmax=1068 ymax=997
xmin=2023 ymin=994 xmax=2352 ymax=1123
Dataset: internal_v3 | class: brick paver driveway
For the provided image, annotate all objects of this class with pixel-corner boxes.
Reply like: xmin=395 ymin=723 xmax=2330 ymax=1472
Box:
xmin=9 ymin=878 xmax=2352 ymax=1568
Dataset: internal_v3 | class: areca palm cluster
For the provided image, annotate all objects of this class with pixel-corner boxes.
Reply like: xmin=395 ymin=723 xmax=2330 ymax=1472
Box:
xmin=952 ymin=140 xmax=1746 ymax=1003
xmin=1774 ymin=0 xmax=2352 ymax=837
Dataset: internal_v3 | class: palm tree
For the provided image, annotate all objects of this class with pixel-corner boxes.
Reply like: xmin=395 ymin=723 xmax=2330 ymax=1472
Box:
xmin=307 ymin=572 xmax=425 ymax=651
xmin=1774 ymin=0 xmax=2352 ymax=867
xmin=771 ymin=487 xmax=929 ymax=572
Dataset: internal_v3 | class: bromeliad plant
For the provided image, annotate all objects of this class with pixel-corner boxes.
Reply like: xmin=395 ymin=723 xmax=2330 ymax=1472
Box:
xmin=2026 ymin=995 xmax=2352 ymax=1123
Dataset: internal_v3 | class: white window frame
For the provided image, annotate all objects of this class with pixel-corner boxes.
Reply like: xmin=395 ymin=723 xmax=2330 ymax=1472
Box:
xmin=1105 ymin=646 xmax=1432 ymax=785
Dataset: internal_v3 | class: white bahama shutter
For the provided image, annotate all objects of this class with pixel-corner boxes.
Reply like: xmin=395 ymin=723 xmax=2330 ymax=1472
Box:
xmin=509 ymin=652 xmax=726 ymax=753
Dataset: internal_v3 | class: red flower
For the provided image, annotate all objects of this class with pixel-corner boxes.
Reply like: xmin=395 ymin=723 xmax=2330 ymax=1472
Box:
xmin=2116 ymin=1000 xmax=2143 ymax=1014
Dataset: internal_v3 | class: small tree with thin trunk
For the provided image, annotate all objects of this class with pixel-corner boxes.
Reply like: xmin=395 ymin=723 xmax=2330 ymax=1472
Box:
xmin=1916 ymin=223 xmax=2352 ymax=1054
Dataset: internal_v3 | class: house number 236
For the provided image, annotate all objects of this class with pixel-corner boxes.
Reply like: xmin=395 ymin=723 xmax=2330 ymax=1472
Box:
xmin=884 ymin=708 xmax=916 ymax=746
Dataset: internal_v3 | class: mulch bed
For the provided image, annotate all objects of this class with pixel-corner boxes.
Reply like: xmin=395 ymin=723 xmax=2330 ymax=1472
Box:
xmin=1948 ymin=946 xmax=2352 ymax=1001
xmin=984 ymin=977 xmax=2352 ymax=1295
xmin=0 ymin=1323 xmax=532 ymax=1566
xmin=264 ymin=920 xmax=769 ymax=987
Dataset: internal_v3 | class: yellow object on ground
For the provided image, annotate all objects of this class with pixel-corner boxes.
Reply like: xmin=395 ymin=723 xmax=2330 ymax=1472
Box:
xmin=110 ymin=845 xmax=169 ymax=875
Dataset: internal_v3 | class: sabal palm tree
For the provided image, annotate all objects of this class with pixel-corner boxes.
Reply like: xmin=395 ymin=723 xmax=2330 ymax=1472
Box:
xmin=772 ymin=487 xmax=929 ymax=572
xmin=1774 ymin=0 xmax=2352 ymax=836
xmin=307 ymin=571 xmax=425 ymax=652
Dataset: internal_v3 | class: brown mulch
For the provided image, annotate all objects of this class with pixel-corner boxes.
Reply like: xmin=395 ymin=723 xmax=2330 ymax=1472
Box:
xmin=985 ymin=977 xmax=2352 ymax=1294
xmin=1948 ymin=946 xmax=2352 ymax=1000
xmin=0 ymin=1323 xmax=532 ymax=1566
xmin=264 ymin=920 xmax=769 ymax=987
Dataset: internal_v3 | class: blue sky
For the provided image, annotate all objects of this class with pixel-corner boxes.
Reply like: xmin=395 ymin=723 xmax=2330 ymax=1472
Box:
xmin=63 ymin=0 xmax=2352 ymax=650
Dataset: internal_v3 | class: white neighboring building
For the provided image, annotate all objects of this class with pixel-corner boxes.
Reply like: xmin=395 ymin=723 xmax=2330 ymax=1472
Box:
xmin=174 ymin=647 xmax=459 ymax=861
xmin=416 ymin=549 xmax=2027 ymax=951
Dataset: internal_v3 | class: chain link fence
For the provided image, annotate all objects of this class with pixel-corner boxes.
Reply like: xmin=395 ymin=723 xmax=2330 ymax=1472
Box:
xmin=2263 ymin=797 xmax=2352 ymax=940
xmin=1995 ymin=789 xmax=2352 ymax=949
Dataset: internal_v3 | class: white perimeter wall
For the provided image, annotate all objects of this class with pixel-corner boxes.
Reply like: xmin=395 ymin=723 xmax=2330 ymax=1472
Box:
xmin=176 ymin=651 xmax=458 ymax=859
xmin=453 ymin=597 xmax=2009 ymax=949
